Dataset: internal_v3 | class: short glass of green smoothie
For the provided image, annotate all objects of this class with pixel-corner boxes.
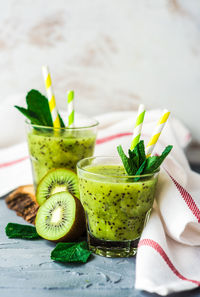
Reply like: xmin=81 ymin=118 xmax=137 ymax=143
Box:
xmin=26 ymin=117 xmax=98 ymax=189
xmin=77 ymin=156 xmax=159 ymax=258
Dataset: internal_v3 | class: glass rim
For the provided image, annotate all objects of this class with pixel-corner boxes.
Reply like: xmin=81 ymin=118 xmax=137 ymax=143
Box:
xmin=77 ymin=156 xmax=160 ymax=179
xmin=25 ymin=118 xmax=99 ymax=131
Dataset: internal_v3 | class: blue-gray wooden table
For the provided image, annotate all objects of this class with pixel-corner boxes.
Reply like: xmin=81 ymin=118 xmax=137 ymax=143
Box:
xmin=1 ymin=194 xmax=200 ymax=297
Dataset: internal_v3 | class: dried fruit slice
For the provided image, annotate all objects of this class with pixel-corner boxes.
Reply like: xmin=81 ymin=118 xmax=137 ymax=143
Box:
xmin=5 ymin=185 xmax=39 ymax=224
xmin=35 ymin=192 xmax=85 ymax=242
xmin=36 ymin=168 xmax=79 ymax=206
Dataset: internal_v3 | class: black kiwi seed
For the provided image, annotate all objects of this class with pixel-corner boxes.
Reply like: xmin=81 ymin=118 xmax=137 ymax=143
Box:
xmin=35 ymin=192 xmax=85 ymax=242
xmin=36 ymin=168 xmax=80 ymax=206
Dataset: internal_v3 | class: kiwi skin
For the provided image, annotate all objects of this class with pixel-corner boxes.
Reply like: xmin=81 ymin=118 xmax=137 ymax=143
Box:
xmin=36 ymin=168 xmax=80 ymax=206
xmin=55 ymin=194 xmax=86 ymax=243
xmin=35 ymin=192 xmax=86 ymax=242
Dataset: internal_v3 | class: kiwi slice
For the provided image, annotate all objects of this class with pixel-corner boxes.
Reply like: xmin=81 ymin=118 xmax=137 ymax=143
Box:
xmin=36 ymin=168 xmax=79 ymax=206
xmin=35 ymin=191 xmax=85 ymax=242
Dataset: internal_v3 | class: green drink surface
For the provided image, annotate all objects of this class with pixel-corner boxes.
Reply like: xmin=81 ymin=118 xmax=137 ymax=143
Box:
xmin=78 ymin=164 xmax=158 ymax=241
xmin=85 ymin=164 xmax=127 ymax=176
xmin=28 ymin=129 xmax=96 ymax=186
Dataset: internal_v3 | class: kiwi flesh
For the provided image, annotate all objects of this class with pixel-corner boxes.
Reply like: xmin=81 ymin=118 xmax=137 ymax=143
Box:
xmin=36 ymin=168 xmax=79 ymax=206
xmin=35 ymin=191 xmax=85 ymax=242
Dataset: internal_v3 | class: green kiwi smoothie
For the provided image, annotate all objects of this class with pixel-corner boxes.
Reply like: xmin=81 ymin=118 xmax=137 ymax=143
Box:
xmin=78 ymin=164 xmax=158 ymax=241
xmin=28 ymin=129 xmax=96 ymax=187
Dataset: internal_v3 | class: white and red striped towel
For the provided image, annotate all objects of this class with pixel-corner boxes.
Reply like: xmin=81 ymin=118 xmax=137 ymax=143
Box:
xmin=1 ymin=109 xmax=200 ymax=295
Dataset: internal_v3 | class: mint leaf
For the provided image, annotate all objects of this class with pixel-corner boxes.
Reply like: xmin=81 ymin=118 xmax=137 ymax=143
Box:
xmin=26 ymin=89 xmax=53 ymax=126
xmin=58 ymin=114 xmax=65 ymax=128
xmin=117 ymin=145 xmax=137 ymax=175
xmin=51 ymin=241 xmax=92 ymax=263
xmin=117 ymin=141 xmax=173 ymax=179
xmin=134 ymin=160 xmax=147 ymax=181
xmin=15 ymin=106 xmax=41 ymax=125
xmin=128 ymin=140 xmax=146 ymax=168
xmin=137 ymin=140 xmax=146 ymax=166
xmin=128 ymin=149 xmax=139 ymax=169
xmin=15 ymin=89 xmax=65 ymax=128
xmin=144 ymin=145 xmax=173 ymax=174
xmin=5 ymin=223 xmax=41 ymax=239
xmin=117 ymin=141 xmax=146 ymax=176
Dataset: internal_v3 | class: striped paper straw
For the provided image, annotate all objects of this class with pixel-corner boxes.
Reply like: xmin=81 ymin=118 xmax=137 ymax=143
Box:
xmin=145 ymin=109 xmax=170 ymax=158
xmin=67 ymin=90 xmax=75 ymax=127
xmin=130 ymin=104 xmax=146 ymax=150
xmin=42 ymin=66 xmax=60 ymax=128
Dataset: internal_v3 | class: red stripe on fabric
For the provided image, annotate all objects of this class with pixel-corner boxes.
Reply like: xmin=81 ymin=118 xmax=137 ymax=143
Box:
xmin=0 ymin=132 xmax=132 ymax=168
xmin=166 ymin=172 xmax=200 ymax=223
xmin=0 ymin=132 xmax=132 ymax=169
xmin=138 ymin=239 xmax=200 ymax=286
xmin=96 ymin=132 xmax=132 ymax=144
xmin=0 ymin=156 xmax=29 ymax=169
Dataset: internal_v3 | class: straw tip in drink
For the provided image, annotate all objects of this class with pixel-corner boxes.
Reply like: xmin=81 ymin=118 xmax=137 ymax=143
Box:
xmin=67 ymin=90 xmax=74 ymax=100
xmin=42 ymin=65 xmax=49 ymax=73
xmin=162 ymin=109 xmax=171 ymax=121
xmin=162 ymin=109 xmax=170 ymax=114
xmin=139 ymin=103 xmax=145 ymax=109
xmin=68 ymin=90 xmax=74 ymax=94
xmin=138 ymin=104 xmax=146 ymax=114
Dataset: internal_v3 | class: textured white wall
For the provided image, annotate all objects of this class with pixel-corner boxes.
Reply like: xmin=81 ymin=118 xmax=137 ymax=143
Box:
xmin=0 ymin=0 xmax=200 ymax=140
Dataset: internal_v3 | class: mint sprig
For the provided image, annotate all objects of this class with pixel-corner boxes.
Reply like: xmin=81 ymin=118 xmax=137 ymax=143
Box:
xmin=15 ymin=89 xmax=65 ymax=127
xmin=117 ymin=140 xmax=172 ymax=178
xmin=144 ymin=145 xmax=172 ymax=174
xmin=117 ymin=145 xmax=137 ymax=175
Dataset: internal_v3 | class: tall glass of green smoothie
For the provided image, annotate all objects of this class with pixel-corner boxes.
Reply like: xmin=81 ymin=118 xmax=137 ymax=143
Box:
xmin=77 ymin=156 xmax=159 ymax=257
xmin=26 ymin=118 xmax=98 ymax=190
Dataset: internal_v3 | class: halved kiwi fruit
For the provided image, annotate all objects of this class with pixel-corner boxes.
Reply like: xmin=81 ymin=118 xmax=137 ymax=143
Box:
xmin=36 ymin=168 xmax=79 ymax=206
xmin=35 ymin=191 xmax=85 ymax=242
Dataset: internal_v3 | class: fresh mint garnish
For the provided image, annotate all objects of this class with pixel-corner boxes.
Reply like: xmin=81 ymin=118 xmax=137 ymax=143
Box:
xmin=143 ymin=145 xmax=173 ymax=174
xmin=134 ymin=160 xmax=147 ymax=181
xmin=117 ymin=140 xmax=172 ymax=178
xmin=117 ymin=145 xmax=137 ymax=175
xmin=15 ymin=89 xmax=65 ymax=127
xmin=5 ymin=223 xmax=41 ymax=239
xmin=51 ymin=241 xmax=92 ymax=263
xmin=58 ymin=114 xmax=65 ymax=127
xmin=14 ymin=106 xmax=41 ymax=125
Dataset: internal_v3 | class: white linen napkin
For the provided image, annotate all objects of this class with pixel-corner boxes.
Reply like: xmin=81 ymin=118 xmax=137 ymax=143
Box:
xmin=1 ymin=109 xmax=199 ymax=295
xmin=0 ymin=142 xmax=32 ymax=196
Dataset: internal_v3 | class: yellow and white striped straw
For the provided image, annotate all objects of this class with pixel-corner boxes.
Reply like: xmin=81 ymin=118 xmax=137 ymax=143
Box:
xmin=67 ymin=90 xmax=75 ymax=127
xmin=145 ymin=109 xmax=170 ymax=158
xmin=42 ymin=65 xmax=60 ymax=128
xmin=130 ymin=104 xmax=146 ymax=150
